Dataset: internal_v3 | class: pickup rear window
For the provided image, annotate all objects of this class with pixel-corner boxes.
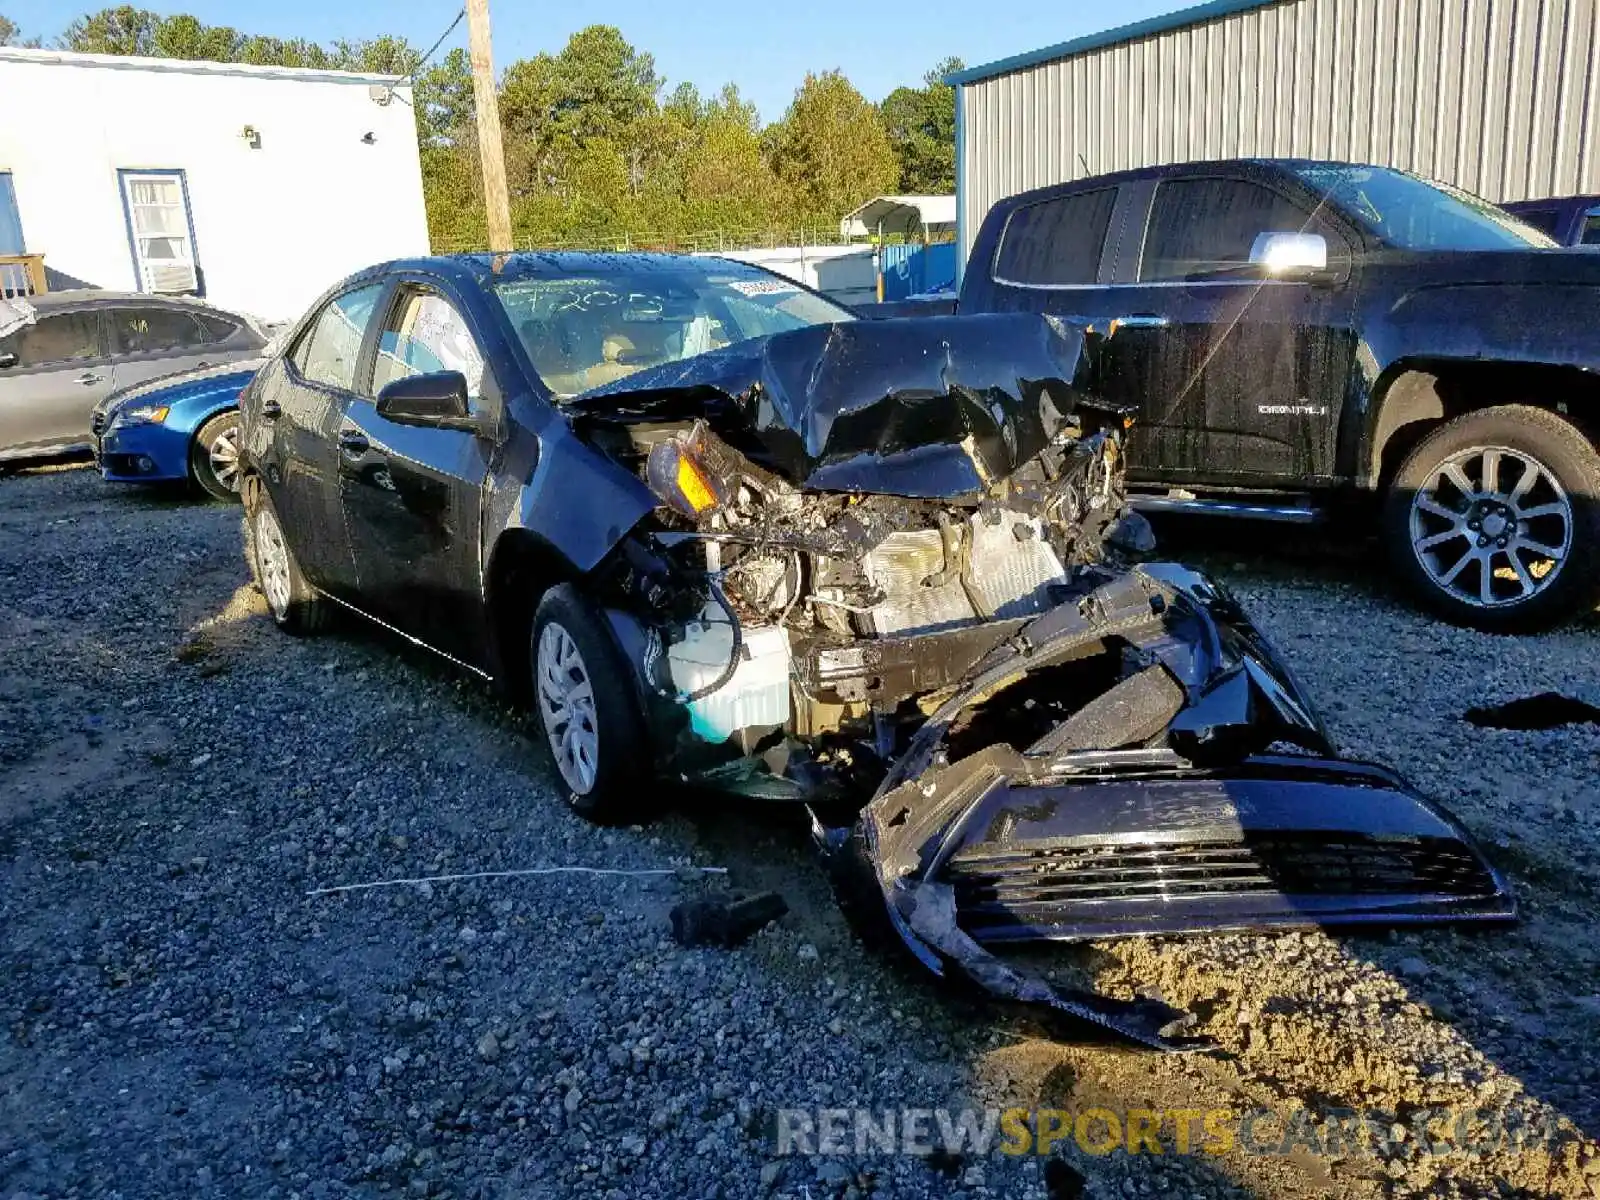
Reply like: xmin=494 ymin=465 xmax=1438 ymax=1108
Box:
xmin=994 ymin=187 xmax=1118 ymax=286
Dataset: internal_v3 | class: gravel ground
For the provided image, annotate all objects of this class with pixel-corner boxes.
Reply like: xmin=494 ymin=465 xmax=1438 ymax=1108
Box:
xmin=2 ymin=465 xmax=1599 ymax=1200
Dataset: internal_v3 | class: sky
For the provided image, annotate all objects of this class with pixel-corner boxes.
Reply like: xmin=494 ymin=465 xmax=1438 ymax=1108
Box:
xmin=7 ymin=0 xmax=1190 ymax=122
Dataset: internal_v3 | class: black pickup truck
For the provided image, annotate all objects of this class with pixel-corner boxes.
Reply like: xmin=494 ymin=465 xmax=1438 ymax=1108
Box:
xmin=886 ymin=159 xmax=1600 ymax=631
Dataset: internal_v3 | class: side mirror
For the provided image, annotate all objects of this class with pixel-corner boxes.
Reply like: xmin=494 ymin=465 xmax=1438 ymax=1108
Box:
xmin=1249 ymin=232 xmax=1332 ymax=279
xmin=0 ymin=351 xmax=17 ymax=369
xmin=376 ymin=371 xmax=472 ymax=428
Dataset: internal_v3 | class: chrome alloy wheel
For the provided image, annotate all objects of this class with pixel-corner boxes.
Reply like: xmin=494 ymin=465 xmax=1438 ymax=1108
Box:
xmin=536 ymin=621 xmax=600 ymax=795
xmin=208 ymin=423 xmax=242 ymax=493
xmin=1409 ymin=445 xmax=1573 ymax=609
xmin=254 ymin=503 xmax=293 ymax=619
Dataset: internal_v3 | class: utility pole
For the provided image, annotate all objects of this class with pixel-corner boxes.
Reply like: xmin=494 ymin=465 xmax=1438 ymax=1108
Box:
xmin=464 ymin=0 xmax=512 ymax=254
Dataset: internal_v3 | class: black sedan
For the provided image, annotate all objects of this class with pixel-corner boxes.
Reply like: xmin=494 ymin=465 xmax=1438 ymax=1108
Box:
xmin=236 ymin=252 xmax=1512 ymax=1048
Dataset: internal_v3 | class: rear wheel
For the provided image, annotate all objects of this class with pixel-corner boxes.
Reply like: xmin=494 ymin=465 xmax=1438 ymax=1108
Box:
xmin=1383 ymin=405 xmax=1600 ymax=631
xmin=530 ymin=585 xmax=647 ymax=822
xmin=190 ymin=410 xmax=243 ymax=502
xmin=246 ymin=485 xmax=331 ymax=634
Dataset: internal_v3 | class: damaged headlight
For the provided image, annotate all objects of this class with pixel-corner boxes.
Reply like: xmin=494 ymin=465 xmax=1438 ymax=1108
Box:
xmin=646 ymin=432 xmax=727 ymax=519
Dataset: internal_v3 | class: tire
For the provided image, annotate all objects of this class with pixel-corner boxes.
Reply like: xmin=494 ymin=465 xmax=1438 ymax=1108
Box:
xmin=245 ymin=484 xmax=332 ymax=635
xmin=1383 ymin=404 xmax=1600 ymax=632
xmin=530 ymin=584 xmax=647 ymax=822
xmin=190 ymin=410 xmax=244 ymax=502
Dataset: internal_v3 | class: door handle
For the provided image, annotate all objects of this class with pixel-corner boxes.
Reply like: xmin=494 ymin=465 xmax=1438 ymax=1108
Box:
xmin=260 ymin=398 xmax=282 ymax=419
xmin=338 ymin=430 xmax=370 ymax=457
xmin=1110 ymin=314 xmax=1170 ymax=331
xmin=76 ymin=372 xmax=105 ymax=386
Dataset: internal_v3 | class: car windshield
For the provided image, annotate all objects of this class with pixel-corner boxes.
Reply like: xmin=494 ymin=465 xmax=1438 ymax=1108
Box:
xmin=1287 ymin=164 xmax=1558 ymax=251
xmin=493 ymin=265 xmax=853 ymax=398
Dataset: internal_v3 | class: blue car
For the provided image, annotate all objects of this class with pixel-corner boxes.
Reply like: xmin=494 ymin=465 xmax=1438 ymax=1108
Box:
xmin=92 ymin=359 xmax=262 ymax=500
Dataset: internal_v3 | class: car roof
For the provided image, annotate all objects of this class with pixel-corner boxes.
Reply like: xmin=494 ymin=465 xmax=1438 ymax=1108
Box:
xmin=353 ymin=250 xmax=790 ymax=289
xmin=29 ymin=289 xmax=241 ymax=315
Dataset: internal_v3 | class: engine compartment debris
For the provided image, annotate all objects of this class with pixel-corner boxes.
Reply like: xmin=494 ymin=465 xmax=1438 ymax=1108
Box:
xmin=669 ymin=891 xmax=791 ymax=948
xmin=553 ymin=313 xmax=1517 ymax=1048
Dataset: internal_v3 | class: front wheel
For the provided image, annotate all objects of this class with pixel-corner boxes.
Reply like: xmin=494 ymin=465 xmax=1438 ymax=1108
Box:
xmin=1383 ymin=405 xmax=1600 ymax=632
xmin=190 ymin=410 xmax=243 ymax=502
xmin=530 ymin=585 xmax=647 ymax=822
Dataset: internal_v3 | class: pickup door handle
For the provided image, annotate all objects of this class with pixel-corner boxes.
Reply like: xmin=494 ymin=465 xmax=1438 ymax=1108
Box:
xmin=1111 ymin=314 xmax=1170 ymax=331
xmin=260 ymin=398 xmax=282 ymax=419
xmin=76 ymin=372 xmax=105 ymax=386
xmin=338 ymin=430 xmax=370 ymax=456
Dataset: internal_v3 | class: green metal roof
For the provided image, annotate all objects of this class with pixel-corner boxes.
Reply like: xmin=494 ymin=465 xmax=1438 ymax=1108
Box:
xmin=945 ymin=0 xmax=1287 ymax=86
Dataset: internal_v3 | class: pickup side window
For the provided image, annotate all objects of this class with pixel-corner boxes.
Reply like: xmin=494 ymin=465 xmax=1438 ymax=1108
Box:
xmin=1581 ymin=211 xmax=1600 ymax=246
xmin=1140 ymin=178 xmax=1330 ymax=282
xmin=993 ymin=187 xmax=1118 ymax=286
xmin=1512 ymin=207 xmax=1562 ymax=237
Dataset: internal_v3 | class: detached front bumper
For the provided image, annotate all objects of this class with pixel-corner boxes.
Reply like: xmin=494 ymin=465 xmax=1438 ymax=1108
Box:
xmin=95 ymin=421 xmax=190 ymax=483
xmin=842 ymin=564 xmax=1515 ymax=1051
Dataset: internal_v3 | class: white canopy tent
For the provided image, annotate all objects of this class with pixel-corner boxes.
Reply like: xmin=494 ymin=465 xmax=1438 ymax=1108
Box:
xmin=839 ymin=195 xmax=956 ymax=241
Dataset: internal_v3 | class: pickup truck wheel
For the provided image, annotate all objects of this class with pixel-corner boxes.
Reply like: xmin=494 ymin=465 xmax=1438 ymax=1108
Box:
xmin=531 ymin=585 xmax=646 ymax=823
xmin=1383 ymin=405 xmax=1600 ymax=631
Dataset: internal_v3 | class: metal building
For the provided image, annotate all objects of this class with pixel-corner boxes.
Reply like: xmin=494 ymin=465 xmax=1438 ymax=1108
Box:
xmin=950 ymin=0 xmax=1600 ymax=272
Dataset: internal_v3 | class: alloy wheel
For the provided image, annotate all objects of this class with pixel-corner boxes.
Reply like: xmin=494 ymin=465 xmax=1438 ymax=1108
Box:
xmin=1408 ymin=445 xmax=1572 ymax=609
xmin=208 ymin=424 xmax=242 ymax=493
xmin=536 ymin=621 xmax=600 ymax=795
xmin=254 ymin=504 xmax=293 ymax=619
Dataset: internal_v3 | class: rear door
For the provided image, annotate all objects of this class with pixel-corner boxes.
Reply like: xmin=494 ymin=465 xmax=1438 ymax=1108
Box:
xmin=0 ymin=307 xmax=115 ymax=455
xmin=260 ymin=282 xmax=386 ymax=596
xmin=106 ymin=303 xmax=230 ymax=389
xmin=1097 ymin=171 xmax=1360 ymax=485
xmin=339 ymin=280 xmax=499 ymax=664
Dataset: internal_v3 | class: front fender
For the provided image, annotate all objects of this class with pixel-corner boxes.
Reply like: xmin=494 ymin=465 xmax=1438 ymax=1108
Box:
xmin=515 ymin=426 xmax=657 ymax=574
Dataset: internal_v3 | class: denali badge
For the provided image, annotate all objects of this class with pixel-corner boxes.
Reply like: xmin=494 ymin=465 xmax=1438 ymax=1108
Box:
xmin=1258 ymin=403 xmax=1329 ymax=416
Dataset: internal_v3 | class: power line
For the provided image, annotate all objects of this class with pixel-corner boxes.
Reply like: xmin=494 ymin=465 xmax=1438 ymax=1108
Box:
xmin=384 ymin=7 xmax=465 ymax=103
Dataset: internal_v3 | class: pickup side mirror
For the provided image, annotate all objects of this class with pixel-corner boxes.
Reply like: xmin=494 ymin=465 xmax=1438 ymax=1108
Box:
xmin=1249 ymin=231 xmax=1333 ymax=279
xmin=0 ymin=351 xmax=17 ymax=369
xmin=376 ymin=371 xmax=473 ymax=428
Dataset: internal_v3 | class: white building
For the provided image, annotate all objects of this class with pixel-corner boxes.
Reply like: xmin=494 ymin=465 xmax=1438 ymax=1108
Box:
xmin=0 ymin=47 xmax=431 ymax=323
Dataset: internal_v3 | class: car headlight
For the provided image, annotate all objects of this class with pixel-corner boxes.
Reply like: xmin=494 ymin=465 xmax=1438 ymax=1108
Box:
xmin=118 ymin=404 xmax=171 ymax=426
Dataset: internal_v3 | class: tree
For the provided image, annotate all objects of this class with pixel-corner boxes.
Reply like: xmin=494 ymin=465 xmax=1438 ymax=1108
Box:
xmin=879 ymin=56 xmax=962 ymax=193
xmin=60 ymin=5 xmax=160 ymax=55
xmin=767 ymin=70 xmax=899 ymax=226
xmin=500 ymin=25 xmax=662 ymax=201
xmin=0 ymin=14 xmax=19 ymax=45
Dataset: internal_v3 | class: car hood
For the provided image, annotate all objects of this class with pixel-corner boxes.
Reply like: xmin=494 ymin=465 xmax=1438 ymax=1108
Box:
xmin=564 ymin=313 xmax=1101 ymax=499
xmin=97 ymin=358 xmax=264 ymax=417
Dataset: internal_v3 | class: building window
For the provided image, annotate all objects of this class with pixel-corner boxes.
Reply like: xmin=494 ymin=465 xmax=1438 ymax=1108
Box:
xmin=118 ymin=170 xmax=202 ymax=296
xmin=0 ymin=172 xmax=23 ymax=256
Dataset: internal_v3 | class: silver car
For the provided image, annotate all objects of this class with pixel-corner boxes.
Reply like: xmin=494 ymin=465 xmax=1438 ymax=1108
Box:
xmin=0 ymin=291 xmax=265 ymax=463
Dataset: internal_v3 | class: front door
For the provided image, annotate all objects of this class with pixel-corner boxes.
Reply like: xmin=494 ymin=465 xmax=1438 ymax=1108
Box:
xmin=262 ymin=282 xmax=385 ymax=595
xmin=339 ymin=284 xmax=497 ymax=665
xmin=1102 ymin=175 xmax=1359 ymax=487
xmin=0 ymin=307 xmax=115 ymax=455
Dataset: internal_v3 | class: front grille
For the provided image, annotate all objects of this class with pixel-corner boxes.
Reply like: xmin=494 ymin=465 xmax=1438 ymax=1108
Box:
xmin=947 ymin=836 xmax=1499 ymax=926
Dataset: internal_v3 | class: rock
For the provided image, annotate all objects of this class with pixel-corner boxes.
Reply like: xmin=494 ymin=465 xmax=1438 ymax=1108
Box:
xmin=816 ymin=1160 xmax=851 ymax=1188
xmin=476 ymin=1031 xmax=501 ymax=1062
xmin=797 ymin=943 xmax=820 ymax=963
xmin=760 ymin=1161 xmax=785 ymax=1191
xmin=564 ymin=1088 xmax=583 ymax=1114
xmin=1395 ymin=957 xmax=1431 ymax=981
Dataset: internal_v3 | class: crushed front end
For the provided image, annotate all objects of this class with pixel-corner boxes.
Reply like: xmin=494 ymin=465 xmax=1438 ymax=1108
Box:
xmin=568 ymin=314 xmax=1515 ymax=1049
